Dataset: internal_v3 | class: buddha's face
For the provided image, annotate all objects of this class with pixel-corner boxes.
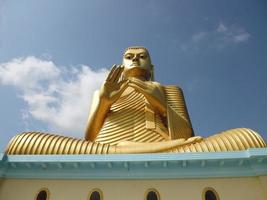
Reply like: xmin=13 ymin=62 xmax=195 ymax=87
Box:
xmin=122 ymin=48 xmax=152 ymax=80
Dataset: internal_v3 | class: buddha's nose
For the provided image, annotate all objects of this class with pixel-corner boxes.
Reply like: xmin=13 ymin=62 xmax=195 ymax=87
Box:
xmin=132 ymin=55 xmax=139 ymax=62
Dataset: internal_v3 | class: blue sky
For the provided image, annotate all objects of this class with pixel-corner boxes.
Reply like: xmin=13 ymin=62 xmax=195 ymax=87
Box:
xmin=0 ymin=0 xmax=266 ymax=151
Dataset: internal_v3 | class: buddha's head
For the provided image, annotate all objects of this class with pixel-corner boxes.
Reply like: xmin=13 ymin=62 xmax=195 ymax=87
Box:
xmin=122 ymin=46 xmax=154 ymax=81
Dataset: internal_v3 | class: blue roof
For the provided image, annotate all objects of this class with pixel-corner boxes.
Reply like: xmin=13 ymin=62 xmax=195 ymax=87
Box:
xmin=0 ymin=148 xmax=267 ymax=179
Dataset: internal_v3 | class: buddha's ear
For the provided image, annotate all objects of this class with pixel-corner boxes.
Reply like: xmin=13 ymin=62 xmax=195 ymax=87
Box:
xmin=149 ymin=65 xmax=155 ymax=81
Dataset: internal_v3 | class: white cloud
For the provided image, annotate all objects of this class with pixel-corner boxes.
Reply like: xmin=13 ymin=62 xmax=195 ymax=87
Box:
xmin=232 ymin=32 xmax=250 ymax=43
xmin=216 ymin=22 xmax=227 ymax=33
xmin=192 ymin=32 xmax=207 ymax=42
xmin=0 ymin=57 xmax=60 ymax=89
xmin=183 ymin=22 xmax=251 ymax=51
xmin=216 ymin=22 xmax=250 ymax=43
xmin=0 ymin=57 xmax=108 ymax=138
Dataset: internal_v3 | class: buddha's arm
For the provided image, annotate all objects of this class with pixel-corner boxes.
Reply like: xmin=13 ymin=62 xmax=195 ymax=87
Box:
xmin=84 ymin=91 xmax=111 ymax=141
xmin=85 ymin=65 xmax=128 ymax=141
xmin=164 ymin=85 xmax=194 ymax=139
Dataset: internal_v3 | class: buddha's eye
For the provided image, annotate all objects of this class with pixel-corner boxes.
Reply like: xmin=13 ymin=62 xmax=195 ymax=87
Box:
xmin=125 ymin=54 xmax=133 ymax=60
xmin=139 ymin=54 xmax=147 ymax=59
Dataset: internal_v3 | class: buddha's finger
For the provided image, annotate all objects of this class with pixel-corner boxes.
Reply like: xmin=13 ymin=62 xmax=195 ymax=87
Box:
xmin=114 ymin=66 xmax=124 ymax=83
xmin=109 ymin=66 xmax=121 ymax=83
xmin=114 ymin=65 xmax=124 ymax=83
xmin=118 ymin=65 xmax=125 ymax=77
xmin=106 ymin=65 xmax=117 ymax=81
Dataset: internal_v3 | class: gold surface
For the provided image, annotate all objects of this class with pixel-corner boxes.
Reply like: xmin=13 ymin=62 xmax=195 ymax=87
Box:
xmin=84 ymin=46 xmax=193 ymax=143
xmin=6 ymin=132 xmax=203 ymax=154
xmin=5 ymin=46 xmax=267 ymax=155
xmin=6 ymin=128 xmax=266 ymax=154
xmin=174 ymin=128 xmax=266 ymax=152
xmin=95 ymin=87 xmax=169 ymax=145
xmin=165 ymin=85 xmax=193 ymax=139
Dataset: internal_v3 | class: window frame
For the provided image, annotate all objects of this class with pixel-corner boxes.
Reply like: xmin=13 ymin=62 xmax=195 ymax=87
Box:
xmin=144 ymin=188 xmax=160 ymax=200
xmin=87 ymin=188 xmax=103 ymax=200
xmin=34 ymin=187 xmax=50 ymax=200
xmin=202 ymin=187 xmax=220 ymax=200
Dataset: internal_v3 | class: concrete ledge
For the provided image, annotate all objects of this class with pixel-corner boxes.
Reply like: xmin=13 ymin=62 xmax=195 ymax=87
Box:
xmin=0 ymin=148 xmax=267 ymax=179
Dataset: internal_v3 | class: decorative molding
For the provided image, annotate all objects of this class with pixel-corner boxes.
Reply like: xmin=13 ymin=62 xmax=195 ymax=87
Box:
xmin=0 ymin=148 xmax=267 ymax=179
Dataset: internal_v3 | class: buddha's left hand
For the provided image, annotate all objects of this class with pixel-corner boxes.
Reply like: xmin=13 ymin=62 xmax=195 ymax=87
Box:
xmin=129 ymin=78 xmax=167 ymax=116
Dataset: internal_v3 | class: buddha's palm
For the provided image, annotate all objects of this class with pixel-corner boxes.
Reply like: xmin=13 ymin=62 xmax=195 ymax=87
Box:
xmin=99 ymin=65 xmax=128 ymax=107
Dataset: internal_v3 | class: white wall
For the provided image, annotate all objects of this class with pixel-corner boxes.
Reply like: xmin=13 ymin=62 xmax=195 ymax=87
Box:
xmin=0 ymin=177 xmax=266 ymax=200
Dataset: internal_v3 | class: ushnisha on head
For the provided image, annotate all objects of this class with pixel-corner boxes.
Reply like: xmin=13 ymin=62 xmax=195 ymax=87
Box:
xmin=122 ymin=46 xmax=154 ymax=81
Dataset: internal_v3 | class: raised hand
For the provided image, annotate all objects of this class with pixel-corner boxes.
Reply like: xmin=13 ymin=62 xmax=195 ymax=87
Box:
xmin=99 ymin=65 xmax=129 ymax=107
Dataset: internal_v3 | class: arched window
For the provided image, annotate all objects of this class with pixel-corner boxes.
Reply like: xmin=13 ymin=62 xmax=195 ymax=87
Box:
xmin=145 ymin=189 xmax=160 ymax=200
xmin=35 ymin=188 xmax=49 ymax=200
xmin=88 ymin=189 xmax=103 ymax=200
xmin=202 ymin=187 xmax=220 ymax=200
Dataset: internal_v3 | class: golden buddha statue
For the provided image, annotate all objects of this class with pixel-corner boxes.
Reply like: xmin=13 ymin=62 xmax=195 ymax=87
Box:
xmin=6 ymin=46 xmax=266 ymax=155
